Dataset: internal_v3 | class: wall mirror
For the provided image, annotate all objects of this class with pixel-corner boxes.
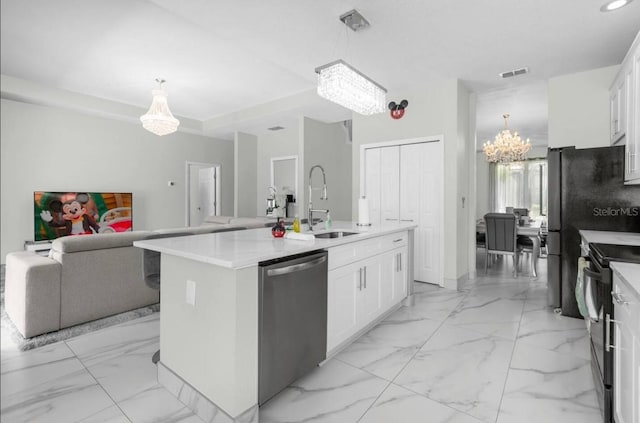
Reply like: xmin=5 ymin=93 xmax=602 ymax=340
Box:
xmin=270 ymin=155 xmax=298 ymax=206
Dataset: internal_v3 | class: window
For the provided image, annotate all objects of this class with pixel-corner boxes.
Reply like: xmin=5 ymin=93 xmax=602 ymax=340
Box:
xmin=490 ymin=159 xmax=547 ymax=218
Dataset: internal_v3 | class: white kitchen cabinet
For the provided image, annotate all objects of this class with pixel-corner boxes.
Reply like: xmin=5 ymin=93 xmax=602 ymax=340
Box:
xmin=326 ymin=257 xmax=382 ymax=352
xmin=391 ymin=246 xmax=408 ymax=305
xmin=610 ymin=69 xmax=627 ymax=144
xmin=327 ymin=232 xmax=409 ymax=353
xmin=327 ymin=261 xmax=362 ymax=351
xmin=379 ymin=246 xmax=408 ymax=310
xmin=612 ymin=272 xmax=639 ymax=423
xmin=628 ymin=43 xmax=640 ymax=183
xmin=611 ymin=30 xmax=640 ymax=184
xmin=363 ymin=140 xmax=443 ymax=285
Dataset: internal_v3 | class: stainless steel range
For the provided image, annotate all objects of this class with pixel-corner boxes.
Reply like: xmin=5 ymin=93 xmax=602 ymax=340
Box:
xmin=584 ymin=243 xmax=640 ymax=423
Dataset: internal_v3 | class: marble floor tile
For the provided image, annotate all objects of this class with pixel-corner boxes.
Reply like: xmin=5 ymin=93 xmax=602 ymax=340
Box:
xmin=466 ymin=282 xmax=530 ymax=301
xmin=445 ymin=294 xmax=525 ymax=340
xmin=1 ymin=364 xmax=115 ymax=423
xmin=82 ymin=342 xmax=160 ymax=403
xmin=78 ymin=405 xmax=131 ymax=423
xmin=408 ymin=288 xmax=467 ymax=321
xmin=117 ymin=384 xmax=205 ymax=423
xmin=517 ymin=303 xmax=590 ymax=360
xmin=0 ymin=259 xmax=605 ymax=423
xmin=1 ymin=341 xmax=74 ymax=374
xmin=358 ymin=383 xmax=483 ymax=423
xmin=336 ymin=314 xmax=441 ymax=380
xmin=497 ymin=342 xmax=602 ymax=423
xmin=66 ymin=314 xmax=159 ymax=368
xmin=395 ymin=324 xmax=514 ymax=423
xmin=259 ymin=359 xmax=389 ymax=423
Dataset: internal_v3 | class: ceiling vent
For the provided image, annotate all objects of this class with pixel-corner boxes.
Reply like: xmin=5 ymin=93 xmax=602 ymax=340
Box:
xmin=499 ymin=67 xmax=529 ymax=79
xmin=267 ymin=126 xmax=285 ymax=131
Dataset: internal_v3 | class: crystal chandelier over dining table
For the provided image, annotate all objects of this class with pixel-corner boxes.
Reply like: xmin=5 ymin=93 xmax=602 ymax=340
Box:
xmin=483 ymin=114 xmax=531 ymax=163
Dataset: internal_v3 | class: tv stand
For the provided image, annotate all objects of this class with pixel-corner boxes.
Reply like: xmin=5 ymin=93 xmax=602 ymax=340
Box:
xmin=24 ymin=240 xmax=52 ymax=256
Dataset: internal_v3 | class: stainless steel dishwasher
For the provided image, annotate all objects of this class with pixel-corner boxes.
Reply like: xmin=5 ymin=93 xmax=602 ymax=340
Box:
xmin=258 ymin=250 xmax=328 ymax=405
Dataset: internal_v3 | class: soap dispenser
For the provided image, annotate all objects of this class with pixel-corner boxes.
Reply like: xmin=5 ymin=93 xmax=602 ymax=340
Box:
xmin=325 ymin=212 xmax=332 ymax=230
xmin=293 ymin=215 xmax=301 ymax=233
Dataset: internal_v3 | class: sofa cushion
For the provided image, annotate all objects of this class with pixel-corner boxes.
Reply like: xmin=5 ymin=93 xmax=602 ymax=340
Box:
xmin=5 ymin=251 xmax=62 ymax=338
xmin=51 ymin=231 xmax=151 ymax=253
xmin=229 ymin=217 xmax=274 ymax=228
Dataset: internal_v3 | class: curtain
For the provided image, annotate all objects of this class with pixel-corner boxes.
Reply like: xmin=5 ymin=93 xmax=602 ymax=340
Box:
xmin=491 ymin=159 xmax=548 ymax=217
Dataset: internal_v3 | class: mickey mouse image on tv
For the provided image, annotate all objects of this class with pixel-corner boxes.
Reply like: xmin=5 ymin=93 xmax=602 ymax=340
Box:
xmin=40 ymin=193 xmax=101 ymax=236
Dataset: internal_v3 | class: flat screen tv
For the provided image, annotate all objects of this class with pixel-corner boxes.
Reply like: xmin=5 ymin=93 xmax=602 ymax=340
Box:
xmin=34 ymin=191 xmax=133 ymax=241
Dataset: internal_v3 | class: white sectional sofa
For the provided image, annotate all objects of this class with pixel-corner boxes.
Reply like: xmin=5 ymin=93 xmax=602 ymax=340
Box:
xmin=4 ymin=217 xmax=273 ymax=338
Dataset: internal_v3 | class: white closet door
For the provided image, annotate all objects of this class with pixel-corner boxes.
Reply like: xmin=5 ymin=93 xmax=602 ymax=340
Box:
xmin=364 ymin=148 xmax=382 ymax=225
xmin=380 ymin=146 xmax=400 ymax=223
xmin=400 ymin=144 xmax=420 ymax=224
xmin=408 ymin=142 xmax=442 ymax=284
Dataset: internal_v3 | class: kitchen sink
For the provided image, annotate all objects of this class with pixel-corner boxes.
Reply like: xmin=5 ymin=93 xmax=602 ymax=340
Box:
xmin=314 ymin=231 xmax=358 ymax=239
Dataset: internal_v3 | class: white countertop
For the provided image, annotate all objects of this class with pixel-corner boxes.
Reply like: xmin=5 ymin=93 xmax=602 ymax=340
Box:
xmin=579 ymin=230 xmax=640 ymax=246
xmin=611 ymin=262 xmax=640 ymax=301
xmin=134 ymin=221 xmax=416 ymax=269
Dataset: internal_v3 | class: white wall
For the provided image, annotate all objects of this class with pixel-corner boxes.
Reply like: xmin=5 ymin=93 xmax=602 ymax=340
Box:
xmin=1 ymin=99 xmax=234 ymax=263
xmin=351 ymin=78 xmax=472 ymax=287
xmin=548 ymin=65 xmax=619 ymax=149
xmin=234 ymin=132 xmax=257 ymax=218
xmin=256 ymin=127 xmax=300 ymax=217
xmin=303 ymin=117 xmax=352 ymax=221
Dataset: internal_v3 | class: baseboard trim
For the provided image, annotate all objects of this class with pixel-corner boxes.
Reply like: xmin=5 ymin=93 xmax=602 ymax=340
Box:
xmin=443 ymin=273 xmax=468 ymax=290
xmin=158 ymin=361 xmax=258 ymax=423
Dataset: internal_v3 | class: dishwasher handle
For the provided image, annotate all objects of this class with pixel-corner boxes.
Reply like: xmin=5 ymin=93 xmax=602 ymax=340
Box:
xmin=266 ymin=255 xmax=327 ymax=277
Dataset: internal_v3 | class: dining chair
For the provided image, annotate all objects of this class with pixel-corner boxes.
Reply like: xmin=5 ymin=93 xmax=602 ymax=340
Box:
xmin=484 ymin=213 xmax=521 ymax=277
xmin=517 ymin=235 xmax=535 ymax=273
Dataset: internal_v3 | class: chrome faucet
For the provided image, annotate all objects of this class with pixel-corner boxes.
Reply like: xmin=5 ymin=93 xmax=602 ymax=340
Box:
xmin=308 ymin=165 xmax=328 ymax=231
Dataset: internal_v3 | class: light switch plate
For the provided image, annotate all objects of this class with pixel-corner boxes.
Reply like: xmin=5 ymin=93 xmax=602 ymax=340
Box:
xmin=186 ymin=280 xmax=196 ymax=306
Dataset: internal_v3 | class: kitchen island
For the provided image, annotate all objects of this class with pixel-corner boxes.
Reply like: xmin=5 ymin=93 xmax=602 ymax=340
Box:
xmin=134 ymin=221 xmax=416 ymax=423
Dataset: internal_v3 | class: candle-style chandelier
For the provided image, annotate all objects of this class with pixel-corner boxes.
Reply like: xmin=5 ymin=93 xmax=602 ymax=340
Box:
xmin=482 ymin=114 xmax=531 ymax=163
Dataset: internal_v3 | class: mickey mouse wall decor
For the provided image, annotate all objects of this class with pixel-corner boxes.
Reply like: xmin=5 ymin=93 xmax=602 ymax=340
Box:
xmin=388 ymin=100 xmax=408 ymax=120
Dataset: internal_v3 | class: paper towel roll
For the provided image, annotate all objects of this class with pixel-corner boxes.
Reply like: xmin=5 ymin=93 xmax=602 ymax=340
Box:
xmin=358 ymin=197 xmax=370 ymax=226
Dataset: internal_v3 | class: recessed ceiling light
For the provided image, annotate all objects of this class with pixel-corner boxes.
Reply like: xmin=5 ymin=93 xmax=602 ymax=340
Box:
xmin=600 ymin=0 xmax=633 ymax=12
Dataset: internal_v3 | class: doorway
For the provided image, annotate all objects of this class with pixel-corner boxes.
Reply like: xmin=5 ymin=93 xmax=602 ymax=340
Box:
xmin=185 ymin=162 xmax=221 ymax=227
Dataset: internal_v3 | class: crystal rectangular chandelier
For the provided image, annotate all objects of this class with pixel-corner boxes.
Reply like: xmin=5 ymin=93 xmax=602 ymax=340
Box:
xmin=315 ymin=59 xmax=387 ymax=115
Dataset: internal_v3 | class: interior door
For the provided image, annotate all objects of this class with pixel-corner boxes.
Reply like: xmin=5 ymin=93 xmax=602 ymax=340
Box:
xmin=188 ymin=163 xmax=219 ymax=226
xmin=403 ymin=142 xmax=442 ymax=284
xmin=198 ymin=167 xmax=216 ymax=220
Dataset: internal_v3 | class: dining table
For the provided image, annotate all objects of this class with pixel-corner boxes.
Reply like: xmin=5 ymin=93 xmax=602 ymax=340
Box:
xmin=476 ymin=218 xmax=543 ymax=277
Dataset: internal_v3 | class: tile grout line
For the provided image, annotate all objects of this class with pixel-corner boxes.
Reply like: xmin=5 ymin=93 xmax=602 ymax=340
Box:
xmin=383 ymin=287 xmax=499 ymax=423
xmin=65 ymin=338 xmax=134 ymax=423
xmin=492 ymin=279 xmax=529 ymax=423
xmin=349 ymin=282 xmax=467 ymax=423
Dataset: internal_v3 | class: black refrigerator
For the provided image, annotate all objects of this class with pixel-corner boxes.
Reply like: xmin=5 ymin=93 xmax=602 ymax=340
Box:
xmin=547 ymin=145 xmax=640 ymax=318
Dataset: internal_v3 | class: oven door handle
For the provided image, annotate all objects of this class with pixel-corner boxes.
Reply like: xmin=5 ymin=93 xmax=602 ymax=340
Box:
xmin=581 ymin=264 xmax=602 ymax=322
